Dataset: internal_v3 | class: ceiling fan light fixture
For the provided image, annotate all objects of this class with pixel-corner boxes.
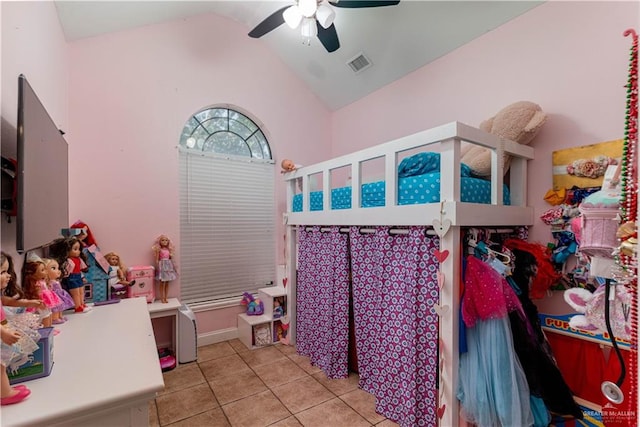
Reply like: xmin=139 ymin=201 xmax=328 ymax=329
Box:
xmin=315 ymin=4 xmax=335 ymax=29
xmin=298 ymin=0 xmax=318 ymax=18
xmin=300 ymin=17 xmax=318 ymax=39
xmin=283 ymin=5 xmax=303 ymax=29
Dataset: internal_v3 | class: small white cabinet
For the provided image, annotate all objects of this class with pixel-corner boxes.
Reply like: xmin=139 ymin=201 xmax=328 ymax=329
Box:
xmin=238 ymin=286 xmax=288 ymax=350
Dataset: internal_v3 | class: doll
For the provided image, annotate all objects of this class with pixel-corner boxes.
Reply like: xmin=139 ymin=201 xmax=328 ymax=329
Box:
xmin=280 ymin=159 xmax=304 ymax=190
xmin=58 ymin=237 xmax=91 ymax=313
xmin=280 ymin=159 xmax=298 ymax=173
xmin=21 ymin=259 xmax=59 ymax=328
xmin=152 ymin=235 xmax=178 ymax=303
xmin=0 ymin=252 xmax=44 ymax=312
xmin=104 ymin=252 xmax=135 ymax=288
xmin=273 ymin=297 xmax=285 ymax=318
xmin=44 ymin=258 xmax=74 ymax=323
xmin=1 ymin=252 xmax=40 ymax=405
xmin=69 ymin=220 xmax=98 ymax=248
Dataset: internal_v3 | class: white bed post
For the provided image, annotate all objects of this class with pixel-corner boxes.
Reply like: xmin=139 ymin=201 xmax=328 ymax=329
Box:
xmin=286 ymin=223 xmax=298 ymax=345
xmin=490 ymin=140 xmax=505 ymax=205
xmin=440 ymin=226 xmax=461 ymax=427
xmin=438 ymin=135 xmax=461 ymax=427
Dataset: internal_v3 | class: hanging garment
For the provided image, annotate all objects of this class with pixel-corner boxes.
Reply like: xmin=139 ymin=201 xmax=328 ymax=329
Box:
xmin=458 ymin=256 xmax=534 ymax=427
xmin=508 ymin=249 xmax=584 ymax=419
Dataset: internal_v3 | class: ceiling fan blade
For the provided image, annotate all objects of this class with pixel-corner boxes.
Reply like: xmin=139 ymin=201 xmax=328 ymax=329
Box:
xmin=331 ymin=0 xmax=400 ymax=8
xmin=248 ymin=6 xmax=289 ymax=38
xmin=317 ymin=22 xmax=340 ymax=53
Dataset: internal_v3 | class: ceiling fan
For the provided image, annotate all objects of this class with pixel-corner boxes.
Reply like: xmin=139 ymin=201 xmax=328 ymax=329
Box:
xmin=248 ymin=0 xmax=400 ymax=53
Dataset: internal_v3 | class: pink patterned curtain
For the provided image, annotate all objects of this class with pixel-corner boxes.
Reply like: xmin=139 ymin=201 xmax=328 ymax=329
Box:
xmin=296 ymin=226 xmax=350 ymax=378
xmin=350 ymin=226 xmax=440 ymax=427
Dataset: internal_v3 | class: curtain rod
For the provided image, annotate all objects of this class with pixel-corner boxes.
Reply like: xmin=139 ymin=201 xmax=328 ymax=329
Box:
xmin=303 ymin=227 xmax=516 ymax=236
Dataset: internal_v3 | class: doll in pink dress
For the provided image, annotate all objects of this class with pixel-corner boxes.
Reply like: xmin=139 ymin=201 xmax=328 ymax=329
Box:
xmin=21 ymin=259 xmax=60 ymax=328
xmin=152 ymin=235 xmax=178 ymax=303
xmin=44 ymin=258 xmax=74 ymax=323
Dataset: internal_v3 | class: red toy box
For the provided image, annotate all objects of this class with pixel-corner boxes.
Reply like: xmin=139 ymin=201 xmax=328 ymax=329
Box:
xmin=126 ymin=265 xmax=155 ymax=303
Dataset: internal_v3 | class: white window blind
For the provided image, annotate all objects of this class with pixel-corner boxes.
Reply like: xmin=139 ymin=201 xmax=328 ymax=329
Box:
xmin=179 ymin=148 xmax=275 ymax=304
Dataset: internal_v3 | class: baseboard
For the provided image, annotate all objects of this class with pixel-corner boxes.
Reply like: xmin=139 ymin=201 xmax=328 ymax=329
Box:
xmin=197 ymin=327 xmax=238 ymax=347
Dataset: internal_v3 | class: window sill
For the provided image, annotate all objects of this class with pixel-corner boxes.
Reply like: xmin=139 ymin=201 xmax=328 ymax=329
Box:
xmin=186 ymin=298 xmax=242 ymax=313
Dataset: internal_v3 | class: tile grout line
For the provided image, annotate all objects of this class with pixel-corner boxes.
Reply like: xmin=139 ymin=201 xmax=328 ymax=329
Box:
xmin=156 ymin=340 xmax=391 ymax=427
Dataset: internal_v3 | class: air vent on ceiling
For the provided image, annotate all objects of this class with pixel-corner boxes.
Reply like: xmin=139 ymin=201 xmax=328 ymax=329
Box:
xmin=347 ymin=52 xmax=372 ymax=74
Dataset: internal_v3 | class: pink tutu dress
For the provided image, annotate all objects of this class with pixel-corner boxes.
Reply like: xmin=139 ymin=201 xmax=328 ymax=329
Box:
xmin=37 ymin=279 xmax=63 ymax=310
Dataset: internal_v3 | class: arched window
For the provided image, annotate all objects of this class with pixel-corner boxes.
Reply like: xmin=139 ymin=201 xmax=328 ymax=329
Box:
xmin=179 ymin=107 xmax=271 ymax=159
xmin=178 ymin=106 xmax=275 ymax=304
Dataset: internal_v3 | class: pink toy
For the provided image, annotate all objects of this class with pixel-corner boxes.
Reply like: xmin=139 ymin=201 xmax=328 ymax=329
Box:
xmin=564 ymin=284 xmax=632 ymax=341
xmin=127 ymin=266 xmax=155 ymax=303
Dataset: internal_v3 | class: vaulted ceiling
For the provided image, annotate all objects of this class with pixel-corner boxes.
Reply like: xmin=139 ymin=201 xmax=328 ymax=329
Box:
xmin=55 ymin=1 xmax=543 ymax=110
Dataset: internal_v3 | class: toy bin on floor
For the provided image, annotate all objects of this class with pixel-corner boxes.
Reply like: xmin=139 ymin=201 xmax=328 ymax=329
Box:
xmin=8 ymin=327 xmax=54 ymax=384
xmin=127 ymin=265 xmax=155 ymax=303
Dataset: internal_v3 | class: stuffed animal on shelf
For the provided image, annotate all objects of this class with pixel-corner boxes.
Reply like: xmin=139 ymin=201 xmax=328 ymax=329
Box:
xmin=461 ymin=101 xmax=547 ymax=178
xmin=240 ymin=292 xmax=264 ymax=316
xmin=563 ymin=283 xmax=632 ymax=341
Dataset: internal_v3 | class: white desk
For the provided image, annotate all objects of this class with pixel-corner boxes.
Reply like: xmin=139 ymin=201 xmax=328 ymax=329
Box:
xmin=147 ymin=297 xmax=182 ymax=363
xmin=2 ymin=297 xmax=164 ymax=427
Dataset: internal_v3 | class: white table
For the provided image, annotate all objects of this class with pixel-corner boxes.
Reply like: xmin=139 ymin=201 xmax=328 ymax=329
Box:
xmin=147 ymin=297 xmax=182 ymax=363
xmin=2 ymin=297 xmax=164 ymax=427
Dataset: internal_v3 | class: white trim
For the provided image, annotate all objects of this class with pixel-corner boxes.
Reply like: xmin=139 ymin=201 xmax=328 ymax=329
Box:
xmin=197 ymin=327 xmax=238 ymax=347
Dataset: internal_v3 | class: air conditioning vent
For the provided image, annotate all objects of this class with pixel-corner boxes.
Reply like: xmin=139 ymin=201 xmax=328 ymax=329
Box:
xmin=347 ymin=52 xmax=372 ymax=74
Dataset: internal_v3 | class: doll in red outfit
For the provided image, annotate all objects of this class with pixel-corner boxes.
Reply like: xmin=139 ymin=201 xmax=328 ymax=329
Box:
xmin=60 ymin=237 xmax=91 ymax=313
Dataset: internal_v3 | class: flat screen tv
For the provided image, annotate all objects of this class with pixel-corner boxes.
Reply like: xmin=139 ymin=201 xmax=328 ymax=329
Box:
xmin=16 ymin=74 xmax=69 ymax=253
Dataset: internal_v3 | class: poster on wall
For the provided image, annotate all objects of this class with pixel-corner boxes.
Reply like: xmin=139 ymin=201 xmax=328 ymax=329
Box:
xmin=552 ymin=139 xmax=623 ymax=190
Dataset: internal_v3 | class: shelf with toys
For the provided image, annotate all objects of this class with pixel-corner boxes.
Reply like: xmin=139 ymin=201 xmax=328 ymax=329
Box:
xmin=238 ymin=286 xmax=289 ymax=350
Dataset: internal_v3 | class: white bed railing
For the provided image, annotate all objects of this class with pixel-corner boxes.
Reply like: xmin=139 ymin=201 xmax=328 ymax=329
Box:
xmin=283 ymin=121 xmax=534 ymax=227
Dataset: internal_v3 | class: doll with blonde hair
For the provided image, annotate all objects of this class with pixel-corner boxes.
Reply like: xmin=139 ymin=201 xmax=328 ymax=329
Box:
xmin=152 ymin=235 xmax=178 ymax=303
xmin=43 ymin=258 xmax=74 ymax=323
xmin=104 ymin=252 xmax=135 ymax=288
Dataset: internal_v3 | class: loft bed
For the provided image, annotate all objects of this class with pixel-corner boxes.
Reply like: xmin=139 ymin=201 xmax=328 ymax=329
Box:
xmin=282 ymin=121 xmax=535 ymax=427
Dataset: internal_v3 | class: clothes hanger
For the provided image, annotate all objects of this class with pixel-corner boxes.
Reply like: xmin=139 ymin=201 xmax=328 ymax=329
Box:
xmin=467 ymin=240 xmax=512 ymax=264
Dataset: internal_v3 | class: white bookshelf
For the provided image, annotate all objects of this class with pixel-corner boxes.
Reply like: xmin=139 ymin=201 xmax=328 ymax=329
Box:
xmin=237 ymin=286 xmax=288 ymax=350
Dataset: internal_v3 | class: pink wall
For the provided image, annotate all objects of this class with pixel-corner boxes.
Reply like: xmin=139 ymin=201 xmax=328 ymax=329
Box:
xmin=67 ymin=13 xmax=331 ymax=335
xmin=332 ymin=1 xmax=639 ymax=247
xmin=2 ymin=1 xmax=638 ymax=338
xmin=1 ymin=1 xmax=69 ymax=269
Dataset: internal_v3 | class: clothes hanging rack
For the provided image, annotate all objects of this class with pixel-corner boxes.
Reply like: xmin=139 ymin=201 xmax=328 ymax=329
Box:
xmin=304 ymin=226 xmax=436 ymax=235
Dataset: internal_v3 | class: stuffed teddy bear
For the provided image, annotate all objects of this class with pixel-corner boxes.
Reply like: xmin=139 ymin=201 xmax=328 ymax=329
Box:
xmin=461 ymin=101 xmax=547 ymax=178
xmin=563 ymin=284 xmax=631 ymax=341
